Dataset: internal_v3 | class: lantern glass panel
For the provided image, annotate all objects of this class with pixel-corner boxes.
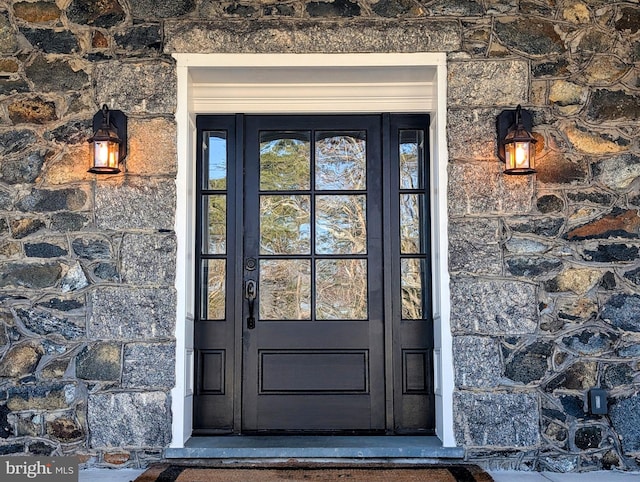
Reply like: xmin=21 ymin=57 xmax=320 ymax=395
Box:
xmin=93 ymin=140 xmax=119 ymax=169
xmin=505 ymin=140 xmax=534 ymax=172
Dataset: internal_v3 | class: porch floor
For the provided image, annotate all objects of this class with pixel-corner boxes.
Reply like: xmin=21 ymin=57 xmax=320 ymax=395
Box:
xmin=165 ymin=436 xmax=464 ymax=459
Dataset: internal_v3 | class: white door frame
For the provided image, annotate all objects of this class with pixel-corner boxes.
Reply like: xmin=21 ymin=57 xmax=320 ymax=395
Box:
xmin=171 ymin=53 xmax=454 ymax=447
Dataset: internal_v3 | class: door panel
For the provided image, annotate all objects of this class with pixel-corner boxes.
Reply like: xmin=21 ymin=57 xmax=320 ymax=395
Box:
xmin=193 ymin=116 xmax=238 ymax=433
xmin=242 ymin=115 xmax=384 ymax=432
xmin=259 ymin=351 xmax=369 ymax=393
xmin=193 ymin=114 xmax=434 ymax=435
xmin=391 ymin=119 xmax=435 ymax=432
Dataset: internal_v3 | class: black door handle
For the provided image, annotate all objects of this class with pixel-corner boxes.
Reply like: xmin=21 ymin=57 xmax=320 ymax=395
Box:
xmin=245 ymin=279 xmax=257 ymax=329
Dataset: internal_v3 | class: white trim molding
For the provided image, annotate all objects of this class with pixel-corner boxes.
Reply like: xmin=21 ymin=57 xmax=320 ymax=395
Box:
xmin=171 ymin=53 xmax=454 ymax=448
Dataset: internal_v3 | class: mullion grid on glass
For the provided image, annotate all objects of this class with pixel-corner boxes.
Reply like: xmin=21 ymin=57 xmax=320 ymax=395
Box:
xmin=314 ymin=129 xmax=369 ymax=321
xmin=200 ymin=130 xmax=228 ymax=321
xmin=258 ymin=130 xmax=312 ymax=322
xmin=398 ymin=129 xmax=428 ymax=321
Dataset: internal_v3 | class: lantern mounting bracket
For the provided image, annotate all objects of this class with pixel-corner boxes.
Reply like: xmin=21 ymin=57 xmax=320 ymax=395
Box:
xmin=496 ymin=105 xmax=536 ymax=175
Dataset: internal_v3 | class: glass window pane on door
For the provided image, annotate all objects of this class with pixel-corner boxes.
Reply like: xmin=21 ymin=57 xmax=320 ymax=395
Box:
xmin=202 ymin=195 xmax=226 ymax=255
xmin=259 ymin=259 xmax=311 ymax=320
xmin=401 ymin=258 xmax=425 ymax=320
xmin=201 ymin=259 xmax=226 ymax=320
xmin=316 ymin=195 xmax=367 ymax=255
xmin=260 ymin=195 xmax=310 ymax=255
xmin=260 ymin=132 xmax=310 ymax=191
xmin=315 ymin=131 xmax=367 ymax=190
xmin=398 ymin=127 xmax=428 ymax=321
xmin=204 ymin=131 xmax=227 ymax=190
xmin=316 ymin=259 xmax=368 ymax=320
xmin=399 ymin=130 xmax=425 ymax=190
xmin=400 ymin=194 xmax=426 ymax=254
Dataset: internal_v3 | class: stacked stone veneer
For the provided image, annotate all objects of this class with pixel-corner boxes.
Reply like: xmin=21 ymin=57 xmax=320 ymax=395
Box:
xmin=0 ymin=0 xmax=639 ymax=473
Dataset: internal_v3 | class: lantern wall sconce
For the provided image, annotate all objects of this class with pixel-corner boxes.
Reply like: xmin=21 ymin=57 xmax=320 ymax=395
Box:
xmin=497 ymin=105 xmax=537 ymax=175
xmin=88 ymin=104 xmax=127 ymax=174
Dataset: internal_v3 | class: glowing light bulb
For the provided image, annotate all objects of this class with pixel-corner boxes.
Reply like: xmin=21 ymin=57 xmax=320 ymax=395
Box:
xmin=515 ymin=143 xmax=527 ymax=168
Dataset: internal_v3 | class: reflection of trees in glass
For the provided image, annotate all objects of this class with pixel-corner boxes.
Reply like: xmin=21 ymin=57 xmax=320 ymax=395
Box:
xmin=316 ymin=195 xmax=367 ymax=255
xmin=204 ymin=260 xmax=225 ymax=319
xmin=399 ymin=131 xmax=426 ymax=320
xmin=257 ymin=131 xmax=370 ymax=321
xmin=208 ymin=178 xmax=226 ymax=190
xmin=401 ymin=259 xmax=423 ymax=320
xmin=260 ymin=135 xmax=310 ymax=191
xmin=260 ymin=260 xmax=311 ymax=320
xmin=316 ymin=133 xmax=366 ymax=190
xmin=206 ymin=195 xmax=226 ymax=254
xmin=317 ymin=259 xmax=367 ymax=320
xmin=400 ymin=194 xmax=422 ymax=254
xmin=400 ymin=134 xmax=424 ymax=255
xmin=260 ymin=195 xmax=310 ymax=255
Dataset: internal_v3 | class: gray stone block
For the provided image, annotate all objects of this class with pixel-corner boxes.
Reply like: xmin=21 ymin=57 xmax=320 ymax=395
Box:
xmin=67 ymin=0 xmax=125 ymax=28
xmin=0 ymin=262 xmax=62 ymax=289
xmin=16 ymin=188 xmax=88 ymax=213
xmin=504 ymin=342 xmax=551 ymax=384
xmin=495 ymin=18 xmax=566 ymax=56
xmin=601 ymin=293 xmax=640 ymax=332
xmin=15 ymin=308 xmax=84 ymax=340
xmin=505 ymin=257 xmax=562 ymax=278
xmin=121 ymin=233 xmax=177 ymax=285
xmin=610 ymin=394 xmax=640 ymax=453
xmin=95 ymin=178 xmax=175 ymax=231
xmin=449 ymin=218 xmax=502 ymax=275
xmin=25 ymin=55 xmax=89 ymax=92
xmin=50 ymin=212 xmax=89 ymax=232
xmin=93 ymin=61 xmax=176 ymax=114
xmin=131 ymin=0 xmax=195 ymax=19
xmin=76 ymin=343 xmax=122 ymax=381
xmin=448 ymin=60 xmax=529 ymax=106
xmin=88 ymin=391 xmax=171 ymax=448
xmin=451 ymin=278 xmax=538 ymax=335
xmin=7 ymin=383 xmax=78 ymax=411
xmin=453 ymin=336 xmax=503 ymax=388
xmin=0 ymin=13 xmax=18 ymax=54
xmin=60 ymin=262 xmax=89 ymax=292
xmin=164 ymin=20 xmax=461 ymax=54
xmin=504 ymin=238 xmax=550 ymax=255
xmin=593 ymin=153 xmax=640 ymax=191
xmin=450 ymin=217 xmax=501 ymax=243
xmin=72 ymin=237 xmax=112 ymax=260
xmin=447 ymin=108 xmax=498 ymax=161
xmin=123 ymin=343 xmax=176 ymax=388
xmin=21 ymin=27 xmax=79 ymax=54
xmin=89 ymin=287 xmax=176 ymax=340
xmin=454 ymin=391 xmax=540 ymax=447
xmin=448 ymin=162 xmax=501 ymax=215
xmin=0 ymin=130 xmax=38 ymax=156
xmin=1 ymin=151 xmax=44 ymax=184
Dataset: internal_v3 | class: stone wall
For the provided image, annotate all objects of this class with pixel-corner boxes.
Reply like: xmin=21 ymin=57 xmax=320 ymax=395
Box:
xmin=0 ymin=0 xmax=639 ymax=473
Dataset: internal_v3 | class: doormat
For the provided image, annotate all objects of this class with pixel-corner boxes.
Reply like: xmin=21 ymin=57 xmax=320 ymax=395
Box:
xmin=134 ymin=464 xmax=493 ymax=482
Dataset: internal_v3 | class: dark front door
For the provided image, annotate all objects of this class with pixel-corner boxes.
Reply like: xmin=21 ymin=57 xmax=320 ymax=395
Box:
xmin=193 ymin=114 xmax=434 ymax=434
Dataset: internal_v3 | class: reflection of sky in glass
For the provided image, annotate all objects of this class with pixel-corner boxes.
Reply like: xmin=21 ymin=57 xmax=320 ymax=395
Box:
xmin=400 ymin=130 xmax=424 ymax=189
xmin=207 ymin=134 xmax=226 ymax=189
